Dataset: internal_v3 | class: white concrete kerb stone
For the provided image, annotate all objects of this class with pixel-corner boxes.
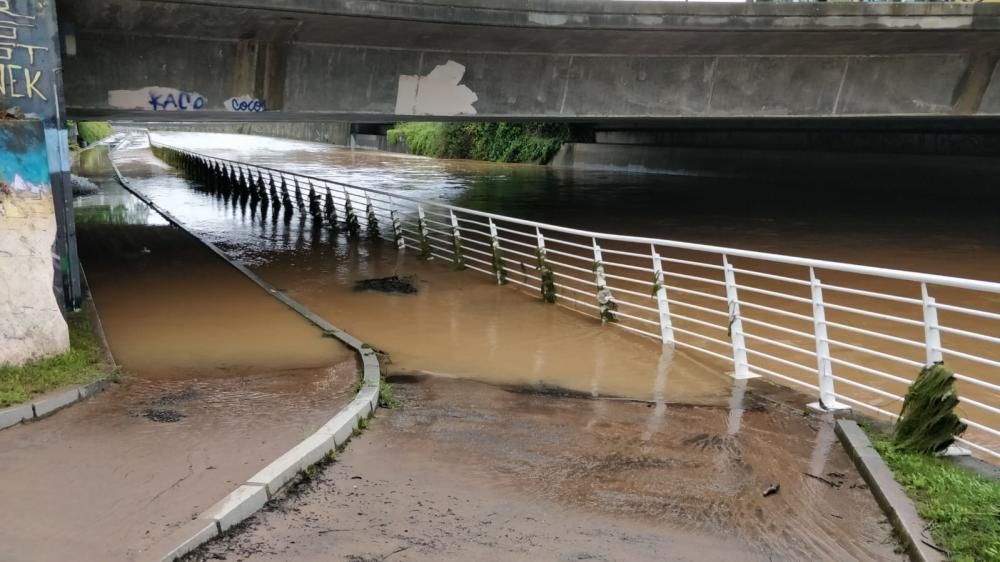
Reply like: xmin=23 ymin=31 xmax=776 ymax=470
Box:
xmin=202 ymin=484 xmax=269 ymax=532
xmin=0 ymin=403 xmax=34 ymax=431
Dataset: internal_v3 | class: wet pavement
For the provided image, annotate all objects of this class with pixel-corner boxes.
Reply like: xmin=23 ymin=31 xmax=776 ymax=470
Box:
xmin=0 ymin=146 xmax=357 ymax=561
xmin=189 ymin=375 xmax=903 ymax=562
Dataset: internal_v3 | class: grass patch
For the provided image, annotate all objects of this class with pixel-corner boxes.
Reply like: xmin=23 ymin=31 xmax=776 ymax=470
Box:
xmin=77 ymin=121 xmax=114 ymax=145
xmin=0 ymin=311 xmax=109 ymax=408
xmin=378 ymin=380 xmax=399 ymax=408
xmin=863 ymin=424 xmax=1000 ymax=561
xmin=388 ymin=122 xmax=581 ymax=164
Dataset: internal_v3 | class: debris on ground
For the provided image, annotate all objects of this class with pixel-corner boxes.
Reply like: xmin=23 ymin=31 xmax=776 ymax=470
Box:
xmin=142 ymin=408 xmax=187 ymax=423
xmin=352 ymin=275 xmax=418 ymax=294
xmin=802 ymin=472 xmax=842 ymax=488
xmin=762 ymin=482 xmax=780 ymax=497
xmin=71 ymin=174 xmax=101 ymax=196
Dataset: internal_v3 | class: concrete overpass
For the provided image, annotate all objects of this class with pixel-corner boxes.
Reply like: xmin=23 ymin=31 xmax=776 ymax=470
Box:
xmin=59 ymin=0 xmax=1000 ymax=122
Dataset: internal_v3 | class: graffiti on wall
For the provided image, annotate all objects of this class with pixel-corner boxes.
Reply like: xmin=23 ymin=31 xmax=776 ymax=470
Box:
xmin=108 ymin=86 xmax=207 ymax=111
xmin=0 ymin=0 xmax=51 ymax=104
xmin=224 ymin=95 xmax=266 ymax=112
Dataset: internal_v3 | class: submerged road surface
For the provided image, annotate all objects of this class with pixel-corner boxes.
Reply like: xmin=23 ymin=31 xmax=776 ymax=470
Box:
xmin=189 ymin=376 xmax=902 ymax=561
xmin=0 ymin=147 xmax=357 ymax=561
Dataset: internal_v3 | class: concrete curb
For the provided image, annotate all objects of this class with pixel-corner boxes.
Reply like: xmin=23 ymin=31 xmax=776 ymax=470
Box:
xmin=108 ymin=141 xmax=383 ymax=562
xmin=834 ymin=420 xmax=948 ymax=562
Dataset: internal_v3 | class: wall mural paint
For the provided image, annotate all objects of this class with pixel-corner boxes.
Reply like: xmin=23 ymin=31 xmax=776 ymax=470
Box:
xmin=0 ymin=119 xmax=69 ymax=366
xmin=108 ymin=86 xmax=207 ymax=111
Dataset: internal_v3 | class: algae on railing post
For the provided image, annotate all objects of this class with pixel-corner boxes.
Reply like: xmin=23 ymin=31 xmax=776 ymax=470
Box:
xmin=417 ymin=205 xmax=431 ymax=260
xmin=366 ymin=195 xmax=380 ymax=239
xmin=488 ymin=218 xmax=507 ymax=285
xmin=449 ymin=210 xmax=466 ymax=270
xmin=535 ymin=228 xmax=556 ymax=303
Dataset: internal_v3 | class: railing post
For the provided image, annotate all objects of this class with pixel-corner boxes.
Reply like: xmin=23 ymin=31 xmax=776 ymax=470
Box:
xmin=416 ymin=205 xmax=431 ymax=259
xmin=722 ymin=255 xmax=754 ymax=379
xmin=921 ymin=283 xmax=944 ymax=366
xmin=809 ymin=268 xmax=849 ymax=412
xmin=651 ymin=245 xmax=673 ymax=345
xmin=592 ymin=239 xmax=617 ymax=323
xmin=488 ymin=218 xmax=506 ymax=285
xmin=389 ymin=204 xmax=405 ymax=250
xmin=536 ymin=227 xmax=556 ymax=303
xmin=449 ymin=209 xmax=465 ymax=270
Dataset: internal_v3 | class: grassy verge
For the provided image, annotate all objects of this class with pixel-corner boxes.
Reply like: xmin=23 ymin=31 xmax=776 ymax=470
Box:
xmin=387 ymin=122 xmax=580 ymax=164
xmin=77 ymin=121 xmax=114 ymax=145
xmin=0 ymin=311 xmax=110 ymax=408
xmin=862 ymin=424 xmax=1000 ymax=561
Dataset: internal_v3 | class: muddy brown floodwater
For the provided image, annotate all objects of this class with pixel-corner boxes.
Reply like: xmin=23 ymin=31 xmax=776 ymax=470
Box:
xmin=190 ymin=376 xmax=903 ymax=562
xmin=0 ymin=147 xmax=357 ymax=561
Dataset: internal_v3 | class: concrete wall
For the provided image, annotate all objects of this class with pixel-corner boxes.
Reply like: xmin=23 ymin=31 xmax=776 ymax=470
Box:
xmin=57 ymin=0 xmax=1000 ymax=121
xmin=0 ymin=120 xmax=70 ymax=366
xmin=140 ymin=122 xmax=351 ymax=146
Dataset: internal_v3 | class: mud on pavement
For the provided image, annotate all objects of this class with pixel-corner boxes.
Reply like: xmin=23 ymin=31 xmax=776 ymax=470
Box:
xmin=188 ymin=375 xmax=903 ymax=562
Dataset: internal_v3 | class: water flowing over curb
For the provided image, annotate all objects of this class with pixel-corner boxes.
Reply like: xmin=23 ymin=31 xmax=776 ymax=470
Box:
xmin=104 ymin=143 xmax=381 ymax=562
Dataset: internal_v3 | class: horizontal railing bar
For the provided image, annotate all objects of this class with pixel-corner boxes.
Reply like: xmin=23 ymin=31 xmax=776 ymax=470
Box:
xmin=829 ymin=375 xmax=905 ymax=403
xmin=543 ymin=247 xmax=593 ymax=262
xmin=954 ymin=437 xmax=1000 ymax=461
xmin=605 ymin=284 xmax=655 ymax=300
xmin=599 ymin=247 xmax=653 ymax=260
xmin=614 ymin=298 xmax=659 ymax=314
xmin=827 ymin=357 xmax=912 ymax=386
xmin=455 ymin=216 xmax=491 ymax=229
xmin=662 ymin=270 xmax=727 ymax=287
xmin=730 ymin=267 xmax=810 ymax=286
xmin=743 ymin=332 xmax=817 ymax=357
xmin=823 ymin=320 xmax=926 ymax=349
xmin=494 ymin=235 xmax=536 ymax=250
xmin=938 ymin=325 xmax=1000 ymax=346
xmin=751 ymin=364 xmax=822 ymax=392
xmin=934 ymin=302 xmax=1000 ymax=322
xmin=959 ymin=396 xmax=1000 ymax=417
xmin=669 ymin=299 xmax=728 ymax=318
xmin=953 ymin=373 xmax=1000 ymax=394
xmin=740 ymin=301 xmax=814 ymax=323
xmin=601 ymin=259 xmax=656 ymax=274
xmin=741 ymin=316 xmax=816 ymax=340
xmin=672 ymin=340 xmax=735 ymax=364
xmin=663 ymin=285 xmax=728 ymax=302
xmin=604 ymin=271 xmax=650 ymax=285
xmin=826 ymin=339 xmax=925 ymax=368
xmin=543 ymin=236 xmax=594 ymax=251
xmin=613 ymin=310 xmax=660 ymax=326
xmin=737 ymin=284 xmax=813 ymax=304
xmin=941 ymin=348 xmax=1000 ymax=369
xmin=820 ymin=283 xmax=922 ymax=305
xmin=670 ymin=311 xmax=729 ymax=332
xmin=823 ymin=302 xmax=925 ymax=327
xmin=660 ymin=256 xmax=726 ymax=271
xmin=544 ymin=258 xmax=594 ymax=275
xmin=613 ymin=322 xmax=660 ymax=341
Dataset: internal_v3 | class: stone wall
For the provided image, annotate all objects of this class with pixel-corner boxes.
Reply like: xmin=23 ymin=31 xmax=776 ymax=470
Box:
xmin=0 ymin=120 xmax=70 ymax=366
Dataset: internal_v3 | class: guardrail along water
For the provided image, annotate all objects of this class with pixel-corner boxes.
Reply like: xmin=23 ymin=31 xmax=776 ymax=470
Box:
xmin=150 ymin=142 xmax=1000 ymax=461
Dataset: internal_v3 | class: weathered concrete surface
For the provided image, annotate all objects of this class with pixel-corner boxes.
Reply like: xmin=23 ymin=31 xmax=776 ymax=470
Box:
xmin=139 ymin=122 xmax=351 ymax=146
xmin=58 ymin=0 xmax=1000 ymax=121
xmin=188 ymin=375 xmax=903 ymax=561
xmin=0 ymin=120 xmax=70 ymax=366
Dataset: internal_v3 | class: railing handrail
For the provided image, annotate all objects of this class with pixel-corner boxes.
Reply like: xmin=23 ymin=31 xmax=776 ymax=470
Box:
xmin=150 ymin=140 xmax=1000 ymax=295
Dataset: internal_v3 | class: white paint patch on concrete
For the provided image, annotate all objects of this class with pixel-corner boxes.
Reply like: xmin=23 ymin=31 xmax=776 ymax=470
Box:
xmin=395 ymin=60 xmax=478 ymax=116
xmin=528 ymin=12 xmax=569 ymax=26
xmin=0 ymin=191 xmax=70 ymax=366
xmin=108 ymin=87 xmax=207 ymax=111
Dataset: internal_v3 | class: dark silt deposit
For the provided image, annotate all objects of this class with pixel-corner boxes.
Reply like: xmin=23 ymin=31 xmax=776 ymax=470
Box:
xmin=353 ymin=275 xmax=418 ymax=294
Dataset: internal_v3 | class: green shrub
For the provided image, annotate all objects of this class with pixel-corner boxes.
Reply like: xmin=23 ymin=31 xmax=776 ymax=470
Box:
xmin=77 ymin=121 xmax=114 ymax=145
xmin=387 ymin=121 xmax=575 ymax=164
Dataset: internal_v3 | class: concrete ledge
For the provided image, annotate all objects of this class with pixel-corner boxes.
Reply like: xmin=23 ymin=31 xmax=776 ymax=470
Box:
xmin=32 ymin=387 xmax=85 ymax=418
xmin=0 ymin=404 xmax=35 ymax=431
xmin=835 ymin=420 xmax=947 ymax=562
xmin=248 ymin=432 xmax=336 ymax=498
xmin=144 ymin=519 xmax=218 ymax=562
xmin=202 ymin=484 xmax=268 ymax=533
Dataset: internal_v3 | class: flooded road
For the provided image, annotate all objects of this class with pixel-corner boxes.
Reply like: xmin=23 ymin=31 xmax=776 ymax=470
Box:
xmin=0 ymin=147 xmax=357 ymax=561
xmin=190 ymin=376 xmax=902 ymax=562
xmin=140 ymin=132 xmax=999 ymax=454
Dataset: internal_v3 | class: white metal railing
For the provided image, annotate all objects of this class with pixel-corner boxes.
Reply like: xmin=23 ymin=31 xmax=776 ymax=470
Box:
xmin=150 ymin=141 xmax=1000 ymax=461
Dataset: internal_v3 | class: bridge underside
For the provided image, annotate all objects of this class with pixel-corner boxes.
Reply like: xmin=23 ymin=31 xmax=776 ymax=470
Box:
xmin=59 ymin=0 xmax=1000 ymax=122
